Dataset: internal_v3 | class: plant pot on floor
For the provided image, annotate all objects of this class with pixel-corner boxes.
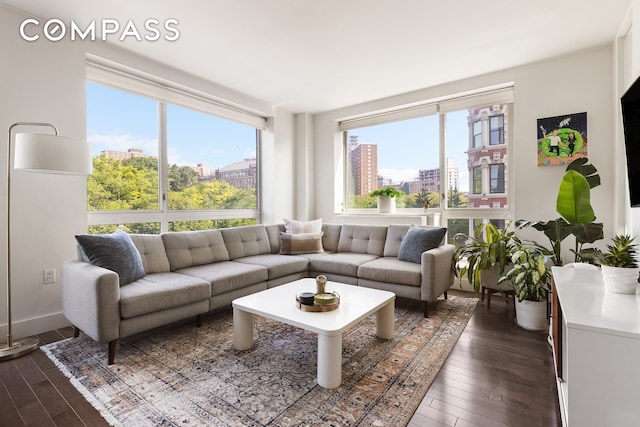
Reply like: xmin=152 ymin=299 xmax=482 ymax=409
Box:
xmin=601 ymin=265 xmax=640 ymax=294
xmin=515 ymin=299 xmax=548 ymax=331
xmin=377 ymin=196 xmax=396 ymax=213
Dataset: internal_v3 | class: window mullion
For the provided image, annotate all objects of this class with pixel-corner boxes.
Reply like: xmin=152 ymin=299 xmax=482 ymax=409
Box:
xmin=158 ymin=102 xmax=168 ymax=227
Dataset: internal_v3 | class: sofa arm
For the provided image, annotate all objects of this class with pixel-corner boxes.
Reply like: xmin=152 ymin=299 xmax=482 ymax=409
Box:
xmin=61 ymin=260 xmax=121 ymax=344
xmin=420 ymin=244 xmax=455 ymax=302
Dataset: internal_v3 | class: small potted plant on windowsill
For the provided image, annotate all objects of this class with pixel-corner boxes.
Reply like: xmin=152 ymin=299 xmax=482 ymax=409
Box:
xmin=368 ymin=187 xmax=404 ymax=213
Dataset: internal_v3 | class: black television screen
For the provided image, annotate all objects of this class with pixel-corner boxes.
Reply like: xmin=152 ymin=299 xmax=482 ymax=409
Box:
xmin=620 ymin=77 xmax=640 ymax=207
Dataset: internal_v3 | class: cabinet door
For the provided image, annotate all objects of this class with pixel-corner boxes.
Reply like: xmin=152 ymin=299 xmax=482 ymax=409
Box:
xmin=551 ymin=280 xmax=563 ymax=379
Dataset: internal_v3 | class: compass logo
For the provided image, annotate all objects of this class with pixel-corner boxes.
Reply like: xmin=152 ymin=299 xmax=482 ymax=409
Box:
xmin=19 ymin=18 xmax=180 ymax=42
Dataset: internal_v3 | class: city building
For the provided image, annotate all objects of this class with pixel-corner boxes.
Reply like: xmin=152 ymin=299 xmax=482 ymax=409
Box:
xmin=215 ymin=158 xmax=257 ymax=189
xmin=102 ymin=148 xmax=154 ymax=161
xmin=465 ymin=104 xmax=509 ymax=209
xmin=349 ymin=137 xmax=378 ymax=196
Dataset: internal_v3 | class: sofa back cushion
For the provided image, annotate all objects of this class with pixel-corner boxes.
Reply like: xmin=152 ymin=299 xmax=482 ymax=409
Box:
xmin=337 ymin=224 xmax=387 ymax=256
xmin=162 ymin=230 xmax=229 ymax=271
xmin=383 ymin=225 xmax=412 ymax=257
xmin=221 ymin=225 xmax=271 ymax=259
xmin=321 ymin=224 xmax=342 ymax=252
xmin=265 ymin=224 xmax=285 ymax=254
xmin=129 ymin=234 xmax=171 ymax=274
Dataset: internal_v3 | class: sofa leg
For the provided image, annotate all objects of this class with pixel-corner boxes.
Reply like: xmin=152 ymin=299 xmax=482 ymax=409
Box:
xmin=423 ymin=301 xmax=429 ymax=318
xmin=73 ymin=326 xmax=80 ymax=338
xmin=196 ymin=314 xmax=203 ymax=327
xmin=444 ymin=291 xmax=448 ymax=300
xmin=108 ymin=341 xmax=116 ymax=365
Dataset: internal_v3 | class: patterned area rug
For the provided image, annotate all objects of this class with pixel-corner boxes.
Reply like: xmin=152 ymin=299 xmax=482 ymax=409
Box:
xmin=43 ymin=296 xmax=477 ymax=426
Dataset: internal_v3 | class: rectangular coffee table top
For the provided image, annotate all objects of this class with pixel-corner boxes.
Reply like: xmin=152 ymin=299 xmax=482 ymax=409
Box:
xmin=232 ymin=278 xmax=395 ymax=336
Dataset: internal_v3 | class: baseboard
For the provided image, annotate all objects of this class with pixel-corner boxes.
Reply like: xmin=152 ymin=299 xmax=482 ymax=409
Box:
xmin=0 ymin=311 xmax=71 ymax=340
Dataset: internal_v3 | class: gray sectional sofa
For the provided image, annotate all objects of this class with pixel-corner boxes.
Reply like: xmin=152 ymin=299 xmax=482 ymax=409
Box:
xmin=62 ymin=223 xmax=455 ymax=364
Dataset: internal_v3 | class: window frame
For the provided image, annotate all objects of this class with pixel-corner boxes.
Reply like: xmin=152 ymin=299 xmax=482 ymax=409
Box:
xmin=86 ymin=61 xmax=265 ymax=233
xmin=337 ymin=84 xmax=515 ymax=229
xmin=490 ymin=163 xmax=505 ymax=194
xmin=489 ymin=114 xmax=504 ymax=145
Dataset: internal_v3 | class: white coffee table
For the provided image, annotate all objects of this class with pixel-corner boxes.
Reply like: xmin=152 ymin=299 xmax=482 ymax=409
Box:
xmin=232 ymin=278 xmax=395 ymax=388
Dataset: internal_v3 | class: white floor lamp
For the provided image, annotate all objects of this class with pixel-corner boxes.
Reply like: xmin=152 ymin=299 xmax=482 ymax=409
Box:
xmin=0 ymin=122 xmax=92 ymax=361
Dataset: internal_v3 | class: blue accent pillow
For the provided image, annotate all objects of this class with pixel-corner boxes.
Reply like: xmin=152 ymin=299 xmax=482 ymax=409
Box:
xmin=397 ymin=227 xmax=447 ymax=264
xmin=75 ymin=230 xmax=145 ymax=285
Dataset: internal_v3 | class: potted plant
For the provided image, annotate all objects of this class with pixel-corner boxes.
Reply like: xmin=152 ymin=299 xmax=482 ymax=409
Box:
xmin=368 ymin=186 xmax=404 ymax=213
xmin=583 ymin=234 xmax=640 ymax=294
xmin=454 ymin=222 xmax=520 ymax=296
xmin=498 ymin=243 xmax=552 ymax=330
xmin=517 ymin=158 xmax=604 ymax=266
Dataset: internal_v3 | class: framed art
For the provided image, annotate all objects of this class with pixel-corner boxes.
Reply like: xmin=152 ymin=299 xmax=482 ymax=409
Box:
xmin=537 ymin=112 xmax=587 ymax=166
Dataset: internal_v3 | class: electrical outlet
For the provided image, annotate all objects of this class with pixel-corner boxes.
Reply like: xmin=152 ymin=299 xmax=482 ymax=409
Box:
xmin=44 ymin=268 xmax=56 ymax=284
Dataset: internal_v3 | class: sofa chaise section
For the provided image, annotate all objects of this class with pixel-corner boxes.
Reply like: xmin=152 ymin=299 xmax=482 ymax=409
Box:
xmin=62 ymin=234 xmax=211 ymax=365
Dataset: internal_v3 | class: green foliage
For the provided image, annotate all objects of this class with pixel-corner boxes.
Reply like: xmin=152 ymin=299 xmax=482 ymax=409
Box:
xmin=499 ymin=243 xmax=551 ymax=302
xmin=88 ymin=155 xmax=257 ymax=233
xmin=404 ymin=191 xmax=440 ymax=208
xmin=447 ymin=189 xmax=467 ymax=208
xmin=581 ymin=234 xmax=639 ymax=268
xmin=454 ymin=222 xmax=521 ymax=293
xmin=368 ymin=186 xmax=404 ymax=198
xmin=517 ymin=158 xmax=603 ymax=265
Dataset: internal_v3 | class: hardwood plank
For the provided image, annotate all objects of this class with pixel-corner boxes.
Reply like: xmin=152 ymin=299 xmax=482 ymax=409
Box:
xmin=0 ymin=371 xmax=25 ymax=426
xmin=32 ymin=350 xmax=109 ymax=426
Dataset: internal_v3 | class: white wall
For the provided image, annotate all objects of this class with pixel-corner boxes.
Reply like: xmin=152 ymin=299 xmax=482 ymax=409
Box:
xmin=312 ymin=45 xmax=617 ymax=261
xmin=0 ymin=6 xmax=88 ymax=338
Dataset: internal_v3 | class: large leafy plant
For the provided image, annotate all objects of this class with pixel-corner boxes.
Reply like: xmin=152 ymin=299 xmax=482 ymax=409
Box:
xmin=454 ymin=222 xmax=521 ymax=293
xmin=517 ymin=158 xmax=603 ymax=265
xmin=498 ymin=243 xmax=551 ymax=302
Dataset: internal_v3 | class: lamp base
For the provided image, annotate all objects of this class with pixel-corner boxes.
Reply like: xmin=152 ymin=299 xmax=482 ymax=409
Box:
xmin=0 ymin=337 xmax=40 ymax=361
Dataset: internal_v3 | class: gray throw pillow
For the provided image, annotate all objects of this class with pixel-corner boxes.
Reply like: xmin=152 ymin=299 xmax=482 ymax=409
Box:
xmin=397 ymin=227 xmax=447 ymax=264
xmin=75 ymin=230 xmax=145 ymax=285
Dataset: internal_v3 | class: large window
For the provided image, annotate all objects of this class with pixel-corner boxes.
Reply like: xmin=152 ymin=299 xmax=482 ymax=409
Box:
xmin=86 ymin=68 xmax=264 ymax=234
xmin=340 ymin=86 xmax=513 ymax=243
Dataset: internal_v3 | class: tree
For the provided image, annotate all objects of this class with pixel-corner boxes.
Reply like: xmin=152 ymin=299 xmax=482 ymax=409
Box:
xmin=169 ymin=164 xmax=198 ymax=192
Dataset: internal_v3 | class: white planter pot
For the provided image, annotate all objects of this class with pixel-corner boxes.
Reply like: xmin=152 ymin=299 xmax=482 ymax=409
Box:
xmin=601 ymin=265 xmax=640 ymax=294
xmin=377 ymin=196 xmax=396 ymax=213
xmin=515 ymin=299 xmax=548 ymax=331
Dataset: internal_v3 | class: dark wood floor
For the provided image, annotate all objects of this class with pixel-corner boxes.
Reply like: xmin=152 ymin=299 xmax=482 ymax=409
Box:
xmin=409 ymin=292 xmax=562 ymax=427
xmin=0 ymin=292 xmax=561 ymax=427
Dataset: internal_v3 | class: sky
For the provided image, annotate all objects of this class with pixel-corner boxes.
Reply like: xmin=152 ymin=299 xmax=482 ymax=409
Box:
xmin=87 ymin=81 xmax=471 ymax=191
xmin=86 ymin=82 xmax=256 ymax=171
xmin=350 ymin=112 xmax=471 ymax=192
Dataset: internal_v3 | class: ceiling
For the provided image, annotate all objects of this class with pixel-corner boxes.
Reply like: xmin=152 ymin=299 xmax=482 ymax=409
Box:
xmin=2 ymin=0 xmax=633 ymax=113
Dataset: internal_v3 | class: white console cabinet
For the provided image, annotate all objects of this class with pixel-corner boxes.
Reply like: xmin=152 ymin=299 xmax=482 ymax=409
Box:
xmin=551 ymin=267 xmax=640 ymax=427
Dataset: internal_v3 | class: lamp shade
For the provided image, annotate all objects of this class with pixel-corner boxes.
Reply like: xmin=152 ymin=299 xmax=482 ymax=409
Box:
xmin=14 ymin=132 xmax=92 ymax=175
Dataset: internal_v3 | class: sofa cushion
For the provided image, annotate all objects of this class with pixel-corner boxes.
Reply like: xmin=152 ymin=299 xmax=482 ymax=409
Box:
xmin=397 ymin=226 xmax=447 ymax=264
xmin=162 ymin=230 xmax=229 ymax=271
xmin=119 ymin=272 xmax=211 ymax=319
xmin=337 ymin=224 xmax=388 ymax=256
xmin=283 ymin=218 xmax=322 ymax=234
xmin=265 ymin=224 xmax=285 ymax=254
xmin=358 ymin=257 xmax=422 ymax=287
xmin=75 ymin=230 xmax=145 ymax=286
xmin=176 ymin=261 xmax=268 ymax=297
xmin=129 ymin=234 xmax=171 ymax=274
xmin=234 ymin=254 xmax=309 ymax=280
xmin=309 ymin=252 xmax=379 ymax=277
xmin=221 ymin=225 xmax=272 ymax=260
xmin=383 ymin=225 xmax=411 ymax=257
xmin=279 ymin=232 xmax=324 ymax=255
xmin=321 ymin=224 xmax=342 ymax=252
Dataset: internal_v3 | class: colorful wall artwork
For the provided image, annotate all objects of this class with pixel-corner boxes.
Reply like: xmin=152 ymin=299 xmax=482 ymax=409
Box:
xmin=537 ymin=112 xmax=587 ymax=166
